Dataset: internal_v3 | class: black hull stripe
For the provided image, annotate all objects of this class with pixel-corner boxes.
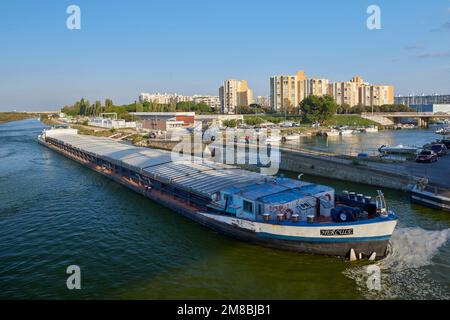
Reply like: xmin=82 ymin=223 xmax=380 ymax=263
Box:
xmin=411 ymin=191 xmax=450 ymax=205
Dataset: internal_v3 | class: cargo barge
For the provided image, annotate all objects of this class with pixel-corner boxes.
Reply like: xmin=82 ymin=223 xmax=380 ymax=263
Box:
xmin=38 ymin=127 xmax=398 ymax=260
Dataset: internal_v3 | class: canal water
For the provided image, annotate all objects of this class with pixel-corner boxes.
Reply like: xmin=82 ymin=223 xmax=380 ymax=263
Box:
xmin=283 ymin=128 xmax=441 ymax=156
xmin=0 ymin=119 xmax=449 ymax=299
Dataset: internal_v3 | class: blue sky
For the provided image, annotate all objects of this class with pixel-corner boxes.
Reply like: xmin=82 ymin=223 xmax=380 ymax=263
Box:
xmin=0 ymin=0 xmax=449 ymax=111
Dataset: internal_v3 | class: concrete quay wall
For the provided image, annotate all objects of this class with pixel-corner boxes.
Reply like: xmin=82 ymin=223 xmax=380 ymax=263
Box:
xmin=279 ymin=150 xmax=413 ymax=191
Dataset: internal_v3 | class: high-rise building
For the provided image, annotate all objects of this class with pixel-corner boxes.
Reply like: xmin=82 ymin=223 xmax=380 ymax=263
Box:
xmin=219 ymin=79 xmax=253 ymax=114
xmin=139 ymin=93 xmax=193 ymax=104
xmin=329 ymin=81 xmax=359 ymax=107
xmin=328 ymin=76 xmax=394 ymax=107
xmin=192 ymin=95 xmax=221 ymax=110
xmin=270 ymin=75 xmax=299 ymax=112
xmin=358 ymin=83 xmax=394 ymax=107
xmin=306 ymin=78 xmax=329 ymax=97
xmin=270 ymin=70 xmax=329 ymax=111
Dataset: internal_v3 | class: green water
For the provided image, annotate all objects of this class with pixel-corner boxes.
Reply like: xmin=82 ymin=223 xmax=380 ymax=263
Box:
xmin=0 ymin=119 xmax=449 ymax=299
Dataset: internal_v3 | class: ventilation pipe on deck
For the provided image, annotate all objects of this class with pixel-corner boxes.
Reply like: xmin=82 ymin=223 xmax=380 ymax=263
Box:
xmin=276 ymin=213 xmax=284 ymax=222
xmin=316 ymin=197 xmax=321 ymax=217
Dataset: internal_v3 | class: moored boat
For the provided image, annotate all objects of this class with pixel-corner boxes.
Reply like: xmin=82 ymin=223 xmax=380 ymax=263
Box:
xmin=378 ymin=144 xmax=420 ymax=155
xmin=339 ymin=128 xmax=354 ymax=135
xmin=324 ymin=129 xmax=340 ymax=137
xmin=435 ymin=127 xmax=450 ymax=135
xmin=364 ymin=126 xmax=378 ymax=133
xmin=265 ymin=135 xmax=282 ymax=142
xmin=38 ymin=127 xmax=398 ymax=260
xmin=282 ymin=133 xmax=302 ymax=141
xmin=410 ymin=182 xmax=450 ymax=212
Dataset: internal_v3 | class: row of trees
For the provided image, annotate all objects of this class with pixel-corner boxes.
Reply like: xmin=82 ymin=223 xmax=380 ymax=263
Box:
xmin=61 ymin=98 xmax=215 ymax=120
xmin=336 ymin=103 xmax=412 ymax=114
xmin=134 ymin=101 xmax=212 ymax=113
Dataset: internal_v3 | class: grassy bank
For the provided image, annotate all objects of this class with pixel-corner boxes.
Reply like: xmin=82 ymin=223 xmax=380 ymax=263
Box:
xmin=323 ymin=115 xmax=379 ymax=127
xmin=243 ymin=114 xmax=378 ymax=128
xmin=0 ymin=112 xmax=36 ymax=124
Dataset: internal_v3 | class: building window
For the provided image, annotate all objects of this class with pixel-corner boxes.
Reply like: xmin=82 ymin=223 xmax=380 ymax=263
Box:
xmin=243 ymin=200 xmax=253 ymax=213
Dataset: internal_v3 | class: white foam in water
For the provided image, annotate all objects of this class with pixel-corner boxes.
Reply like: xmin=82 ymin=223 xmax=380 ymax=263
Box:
xmin=344 ymin=227 xmax=450 ymax=300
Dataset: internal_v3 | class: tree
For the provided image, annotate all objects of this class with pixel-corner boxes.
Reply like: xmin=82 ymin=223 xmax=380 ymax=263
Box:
xmin=300 ymin=95 xmax=337 ymax=123
xmin=244 ymin=116 xmax=265 ymax=126
xmin=94 ymin=100 xmax=102 ymax=116
xmin=105 ymin=98 xmax=113 ymax=112
xmin=135 ymin=101 xmax=144 ymax=112
xmin=222 ymin=119 xmax=237 ymax=128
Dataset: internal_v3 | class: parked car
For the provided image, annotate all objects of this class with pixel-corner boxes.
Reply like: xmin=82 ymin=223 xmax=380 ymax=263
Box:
xmin=416 ymin=150 xmax=438 ymax=163
xmin=357 ymin=153 xmax=369 ymax=159
xmin=425 ymin=143 xmax=448 ymax=156
xmin=280 ymin=121 xmax=297 ymax=128
xmin=440 ymin=139 xmax=450 ymax=149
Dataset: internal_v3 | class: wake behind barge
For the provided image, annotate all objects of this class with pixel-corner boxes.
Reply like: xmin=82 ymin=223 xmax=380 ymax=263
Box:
xmin=38 ymin=127 xmax=397 ymax=260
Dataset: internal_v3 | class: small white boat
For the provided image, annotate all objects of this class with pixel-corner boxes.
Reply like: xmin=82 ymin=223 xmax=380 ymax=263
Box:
xmin=364 ymin=126 xmax=378 ymax=133
xmin=324 ymin=129 xmax=340 ymax=137
xmin=339 ymin=129 xmax=354 ymax=135
xmin=378 ymin=144 xmax=420 ymax=155
xmin=402 ymin=123 xmax=417 ymax=129
xmin=435 ymin=127 xmax=450 ymax=135
xmin=282 ymin=134 xmax=301 ymax=141
xmin=265 ymin=136 xmax=282 ymax=142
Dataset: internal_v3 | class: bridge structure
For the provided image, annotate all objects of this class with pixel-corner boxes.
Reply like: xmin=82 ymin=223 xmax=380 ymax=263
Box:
xmin=361 ymin=112 xmax=450 ymax=128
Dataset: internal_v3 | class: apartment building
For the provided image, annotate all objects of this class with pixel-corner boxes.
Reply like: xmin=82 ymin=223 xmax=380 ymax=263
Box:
xmin=329 ymin=81 xmax=359 ymax=107
xmin=192 ymin=95 xmax=221 ymax=110
xmin=359 ymin=83 xmax=394 ymax=107
xmin=219 ymin=79 xmax=253 ymax=114
xmin=328 ymin=76 xmax=394 ymax=107
xmin=270 ymin=75 xmax=298 ymax=112
xmin=270 ymin=70 xmax=330 ymax=111
xmin=139 ymin=93 xmax=193 ymax=104
xmin=306 ymin=78 xmax=329 ymax=97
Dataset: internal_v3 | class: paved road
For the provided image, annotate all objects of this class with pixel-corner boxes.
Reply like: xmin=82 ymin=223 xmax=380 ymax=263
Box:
xmin=398 ymin=155 xmax=450 ymax=189
xmin=280 ymin=146 xmax=450 ymax=190
xmin=352 ymin=153 xmax=450 ymax=189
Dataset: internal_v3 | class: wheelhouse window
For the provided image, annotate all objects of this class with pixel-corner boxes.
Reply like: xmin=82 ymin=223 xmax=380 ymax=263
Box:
xmin=243 ymin=200 xmax=253 ymax=213
xmin=257 ymin=203 xmax=264 ymax=215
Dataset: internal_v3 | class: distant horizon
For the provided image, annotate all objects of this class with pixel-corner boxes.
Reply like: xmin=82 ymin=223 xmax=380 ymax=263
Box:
xmin=1 ymin=0 xmax=449 ymax=111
